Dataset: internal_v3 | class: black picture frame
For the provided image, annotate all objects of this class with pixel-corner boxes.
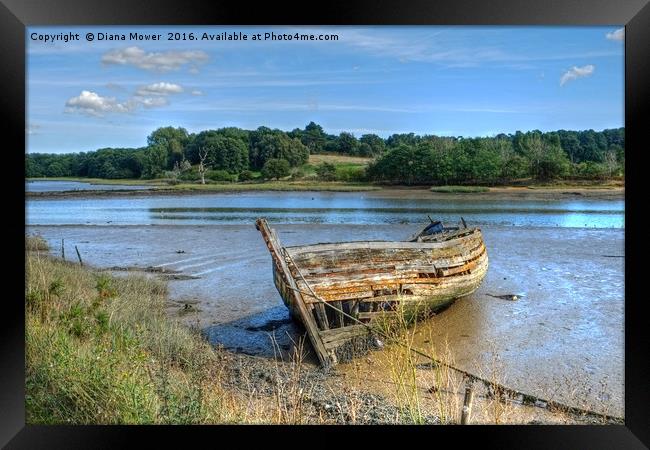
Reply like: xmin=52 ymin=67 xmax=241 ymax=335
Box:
xmin=4 ymin=0 xmax=648 ymax=447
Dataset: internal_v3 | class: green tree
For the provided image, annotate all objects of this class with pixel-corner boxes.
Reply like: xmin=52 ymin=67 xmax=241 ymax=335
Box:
xmin=301 ymin=122 xmax=327 ymax=153
xmin=520 ymin=134 xmax=569 ymax=180
xmin=202 ymin=136 xmax=249 ymax=173
xmin=261 ymin=158 xmax=290 ymax=180
xmin=142 ymin=145 xmax=168 ymax=178
xmin=337 ymin=132 xmax=359 ymax=155
xmin=250 ymin=130 xmax=309 ymax=169
xmin=359 ymin=134 xmax=386 ymax=156
xmin=147 ymin=127 xmax=190 ymax=169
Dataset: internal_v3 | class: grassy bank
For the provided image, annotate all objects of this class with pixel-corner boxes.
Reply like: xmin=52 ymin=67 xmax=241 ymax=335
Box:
xmin=25 ymin=236 xmax=241 ymax=424
xmin=29 ymin=174 xmax=623 ymax=195
xmin=25 ymin=236 xmax=613 ymax=424
xmin=155 ymin=181 xmax=380 ymax=192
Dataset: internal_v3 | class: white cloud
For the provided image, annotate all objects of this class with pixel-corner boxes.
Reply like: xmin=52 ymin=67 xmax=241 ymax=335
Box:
xmin=286 ymin=27 xmax=619 ymax=67
xmin=606 ymin=28 xmax=624 ymax=41
xmin=190 ymin=90 xmax=204 ymax=96
xmin=65 ymin=90 xmax=135 ymax=116
xmin=134 ymin=96 xmax=169 ymax=108
xmin=65 ymin=90 xmax=171 ymax=116
xmin=560 ymin=65 xmax=595 ymax=86
xmin=101 ymin=46 xmax=209 ymax=72
xmin=136 ymin=82 xmax=184 ymax=96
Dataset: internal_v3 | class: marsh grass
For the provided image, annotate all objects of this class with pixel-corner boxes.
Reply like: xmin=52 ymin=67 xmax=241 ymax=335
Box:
xmin=368 ymin=299 xmax=523 ymax=424
xmin=473 ymin=346 xmax=516 ymax=424
xmin=371 ymin=301 xmax=452 ymax=423
xmin=269 ymin=333 xmax=312 ymax=424
xmin=25 ymin=252 xmax=243 ymax=424
xmin=26 ymin=234 xmax=49 ymax=252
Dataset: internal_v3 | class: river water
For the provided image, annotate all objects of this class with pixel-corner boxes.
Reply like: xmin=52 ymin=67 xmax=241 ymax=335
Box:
xmin=25 ymin=182 xmax=625 ymax=416
xmin=26 ymin=180 xmax=151 ymax=192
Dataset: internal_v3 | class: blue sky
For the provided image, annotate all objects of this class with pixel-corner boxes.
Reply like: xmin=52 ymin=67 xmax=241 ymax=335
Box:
xmin=27 ymin=26 xmax=624 ymax=154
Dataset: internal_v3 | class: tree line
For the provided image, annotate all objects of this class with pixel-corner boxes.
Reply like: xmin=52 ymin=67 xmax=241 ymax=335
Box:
xmin=26 ymin=122 xmax=624 ymax=184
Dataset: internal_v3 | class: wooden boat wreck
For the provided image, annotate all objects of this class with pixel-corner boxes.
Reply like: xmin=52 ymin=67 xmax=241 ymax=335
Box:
xmin=256 ymin=217 xmax=488 ymax=368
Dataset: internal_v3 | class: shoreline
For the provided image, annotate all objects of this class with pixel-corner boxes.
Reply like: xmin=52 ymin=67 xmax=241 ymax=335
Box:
xmin=25 ymin=247 xmax=621 ymax=425
xmin=27 ymin=184 xmax=624 ymax=201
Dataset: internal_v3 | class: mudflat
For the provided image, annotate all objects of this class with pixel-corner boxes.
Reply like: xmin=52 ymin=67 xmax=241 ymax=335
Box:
xmin=27 ymin=223 xmax=624 ymax=418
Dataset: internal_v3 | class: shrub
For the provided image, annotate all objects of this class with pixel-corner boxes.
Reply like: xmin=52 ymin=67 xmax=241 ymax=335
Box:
xmin=290 ymin=168 xmax=306 ymax=180
xmin=238 ymin=170 xmax=255 ymax=182
xmin=335 ymin=166 xmax=366 ymax=182
xmin=315 ymin=163 xmax=337 ymax=181
xmin=261 ymin=159 xmax=290 ymax=180
xmin=178 ymin=168 xmax=199 ymax=182
xmin=573 ymin=161 xmax=608 ymax=180
xmin=205 ymin=170 xmax=237 ymax=182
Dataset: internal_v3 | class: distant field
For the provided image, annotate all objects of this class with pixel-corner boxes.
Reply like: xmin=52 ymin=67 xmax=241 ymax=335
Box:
xmin=308 ymin=154 xmax=373 ymax=166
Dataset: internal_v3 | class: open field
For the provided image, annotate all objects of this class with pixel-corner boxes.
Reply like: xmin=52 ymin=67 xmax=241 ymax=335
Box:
xmin=307 ymin=153 xmax=374 ymax=165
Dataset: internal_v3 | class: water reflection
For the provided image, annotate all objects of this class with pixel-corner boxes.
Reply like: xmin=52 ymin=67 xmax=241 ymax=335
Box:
xmin=27 ymin=191 xmax=624 ymax=228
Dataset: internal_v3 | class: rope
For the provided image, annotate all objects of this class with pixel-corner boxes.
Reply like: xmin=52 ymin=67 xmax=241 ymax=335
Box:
xmin=282 ymin=250 xmax=622 ymax=423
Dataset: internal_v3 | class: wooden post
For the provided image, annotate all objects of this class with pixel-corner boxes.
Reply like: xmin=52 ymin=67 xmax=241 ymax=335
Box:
xmin=334 ymin=301 xmax=345 ymax=327
xmin=75 ymin=245 xmax=83 ymax=266
xmin=61 ymin=239 xmax=65 ymax=260
xmin=461 ymin=384 xmax=474 ymax=425
xmin=315 ymin=303 xmax=330 ymax=330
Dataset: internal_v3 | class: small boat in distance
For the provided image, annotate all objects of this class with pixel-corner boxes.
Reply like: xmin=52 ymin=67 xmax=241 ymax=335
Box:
xmin=256 ymin=217 xmax=488 ymax=368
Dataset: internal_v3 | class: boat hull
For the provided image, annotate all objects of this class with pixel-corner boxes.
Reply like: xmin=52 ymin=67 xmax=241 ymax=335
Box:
xmin=257 ymin=218 xmax=488 ymax=367
xmin=279 ymin=229 xmax=487 ymax=324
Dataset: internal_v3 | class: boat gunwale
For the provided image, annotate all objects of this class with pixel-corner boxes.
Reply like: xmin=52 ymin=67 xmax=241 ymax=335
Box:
xmin=284 ymin=228 xmax=483 ymax=253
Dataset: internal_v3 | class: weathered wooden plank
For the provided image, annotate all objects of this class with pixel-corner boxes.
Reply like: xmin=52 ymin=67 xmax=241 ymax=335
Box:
xmin=320 ymin=324 xmax=370 ymax=349
xmin=358 ymin=310 xmax=398 ymax=320
xmin=285 ymin=231 xmax=482 ymax=254
xmin=256 ymin=218 xmax=333 ymax=367
xmin=290 ymin=245 xmax=480 ymax=268
xmin=293 ymin=243 xmax=485 ymax=275
xmin=308 ymin=290 xmax=373 ymax=303
xmin=436 ymin=259 xmax=479 ymax=277
xmin=305 ymin=252 xmax=487 ymax=299
xmin=314 ymin=303 xmax=330 ymax=330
